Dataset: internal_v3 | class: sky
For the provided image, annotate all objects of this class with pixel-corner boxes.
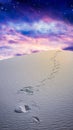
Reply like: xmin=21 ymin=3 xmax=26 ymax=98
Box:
xmin=0 ymin=0 xmax=73 ymax=60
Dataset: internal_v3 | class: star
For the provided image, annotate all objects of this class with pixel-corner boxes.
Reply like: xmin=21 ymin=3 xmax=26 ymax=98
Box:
xmin=0 ymin=6 xmax=4 ymax=10
xmin=13 ymin=5 xmax=16 ymax=9
xmin=71 ymin=4 xmax=73 ymax=7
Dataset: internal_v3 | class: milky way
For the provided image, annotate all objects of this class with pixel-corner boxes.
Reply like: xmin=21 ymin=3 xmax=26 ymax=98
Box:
xmin=0 ymin=0 xmax=73 ymax=60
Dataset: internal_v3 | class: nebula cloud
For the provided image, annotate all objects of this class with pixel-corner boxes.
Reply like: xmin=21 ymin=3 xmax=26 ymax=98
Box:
xmin=0 ymin=0 xmax=73 ymax=60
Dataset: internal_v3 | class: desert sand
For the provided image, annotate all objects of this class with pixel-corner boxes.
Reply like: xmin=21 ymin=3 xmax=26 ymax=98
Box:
xmin=0 ymin=50 xmax=73 ymax=130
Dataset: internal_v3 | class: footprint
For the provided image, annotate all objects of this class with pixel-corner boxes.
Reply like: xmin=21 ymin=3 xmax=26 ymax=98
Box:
xmin=36 ymin=51 xmax=61 ymax=86
xmin=32 ymin=116 xmax=40 ymax=123
xmin=19 ymin=86 xmax=34 ymax=95
xmin=14 ymin=105 xmax=31 ymax=113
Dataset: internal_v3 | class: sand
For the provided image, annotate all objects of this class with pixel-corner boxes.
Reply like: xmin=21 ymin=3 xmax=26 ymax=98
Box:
xmin=0 ymin=50 xmax=73 ymax=130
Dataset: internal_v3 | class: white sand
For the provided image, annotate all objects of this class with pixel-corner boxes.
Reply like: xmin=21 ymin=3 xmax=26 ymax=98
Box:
xmin=0 ymin=50 xmax=73 ymax=130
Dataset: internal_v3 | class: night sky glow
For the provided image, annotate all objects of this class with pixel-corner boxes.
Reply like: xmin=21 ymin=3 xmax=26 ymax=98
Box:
xmin=0 ymin=0 xmax=73 ymax=60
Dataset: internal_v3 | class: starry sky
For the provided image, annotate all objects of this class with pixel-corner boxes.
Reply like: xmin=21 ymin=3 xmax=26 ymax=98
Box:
xmin=0 ymin=0 xmax=73 ymax=60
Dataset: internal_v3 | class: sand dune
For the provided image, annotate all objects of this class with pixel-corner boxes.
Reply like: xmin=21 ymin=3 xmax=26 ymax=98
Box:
xmin=0 ymin=50 xmax=73 ymax=130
